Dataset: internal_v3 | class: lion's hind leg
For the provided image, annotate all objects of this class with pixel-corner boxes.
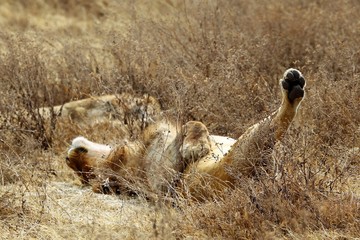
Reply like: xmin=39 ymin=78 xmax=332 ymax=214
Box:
xmin=219 ymin=68 xmax=306 ymax=177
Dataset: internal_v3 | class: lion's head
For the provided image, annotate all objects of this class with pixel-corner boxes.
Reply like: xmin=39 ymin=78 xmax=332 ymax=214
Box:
xmin=66 ymin=136 xmax=112 ymax=184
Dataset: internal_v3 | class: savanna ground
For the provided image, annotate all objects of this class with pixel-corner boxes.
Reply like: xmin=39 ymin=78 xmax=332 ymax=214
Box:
xmin=0 ymin=0 xmax=359 ymax=239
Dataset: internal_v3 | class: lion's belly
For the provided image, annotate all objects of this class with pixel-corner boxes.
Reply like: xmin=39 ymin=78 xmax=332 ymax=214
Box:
xmin=207 ymin=135 xmax=236 ymax=160
xmin=184 ymin=135 xmax=236 ymax=176
xmin=182 ymin=135 xmax=236 ymax=198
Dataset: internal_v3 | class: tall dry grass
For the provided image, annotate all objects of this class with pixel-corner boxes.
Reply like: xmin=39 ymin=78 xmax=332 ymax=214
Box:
xmin=0 ymin=0 xmax=359 ymax=239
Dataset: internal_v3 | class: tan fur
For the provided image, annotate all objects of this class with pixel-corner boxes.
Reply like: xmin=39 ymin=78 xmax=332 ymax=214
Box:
xmin=183 ymin=70 xmax=305 ymax=199
xmin=65 ymin=68 xmax=306 ymax=200
xmin=39 ymin=93 xmax=161 ymax=132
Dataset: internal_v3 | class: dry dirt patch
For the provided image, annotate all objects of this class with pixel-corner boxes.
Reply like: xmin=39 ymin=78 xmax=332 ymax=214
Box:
xmin=0 ymin=181 xmax=177 ymax=239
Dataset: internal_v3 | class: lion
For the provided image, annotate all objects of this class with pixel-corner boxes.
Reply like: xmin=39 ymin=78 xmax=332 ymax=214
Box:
xmin=66 ymin=68 xmax=306 ymax=200
xmin=38 ymin=93 xmax=161 ymax=140
xmin=39 ymin=93 xmax=161 ymax=125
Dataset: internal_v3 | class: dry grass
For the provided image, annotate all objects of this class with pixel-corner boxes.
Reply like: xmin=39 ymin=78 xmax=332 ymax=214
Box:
xmin=0 ymin=0 xmax=359 ymax=239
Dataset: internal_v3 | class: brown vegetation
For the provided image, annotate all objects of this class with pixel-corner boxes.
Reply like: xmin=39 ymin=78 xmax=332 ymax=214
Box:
xmin=0 ymin=0 xmax=359 ymax=239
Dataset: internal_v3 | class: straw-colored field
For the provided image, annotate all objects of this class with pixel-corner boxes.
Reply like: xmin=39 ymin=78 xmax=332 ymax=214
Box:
xmin=0 ymin=1 xmax=359 ymax=239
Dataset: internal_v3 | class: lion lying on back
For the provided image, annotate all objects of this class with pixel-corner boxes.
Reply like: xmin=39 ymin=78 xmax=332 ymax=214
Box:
xmin=65 ymin=69 xmax=306 ymax=200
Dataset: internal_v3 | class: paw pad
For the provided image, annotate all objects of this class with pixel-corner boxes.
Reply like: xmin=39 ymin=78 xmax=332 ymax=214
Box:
xmin=281 ymin=69 xmax=306 ymax=102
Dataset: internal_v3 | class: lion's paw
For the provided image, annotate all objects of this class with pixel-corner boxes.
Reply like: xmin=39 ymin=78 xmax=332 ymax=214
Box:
xmin=96 ymin=177 xmax=122 ymax=195
xmin=281 ymin=68 xmax=306 ymax=103
xmin=180 ymin=121 xmax=211 ymax=162
xmin=181 ymin=141 xmax=211 ymax=162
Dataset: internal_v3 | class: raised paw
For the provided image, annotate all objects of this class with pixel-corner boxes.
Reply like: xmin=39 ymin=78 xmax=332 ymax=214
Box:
xmin=180 ymin=121 xmax=211 ymax=162
xmin=281 ymin=68 xmax=306 ymax=103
